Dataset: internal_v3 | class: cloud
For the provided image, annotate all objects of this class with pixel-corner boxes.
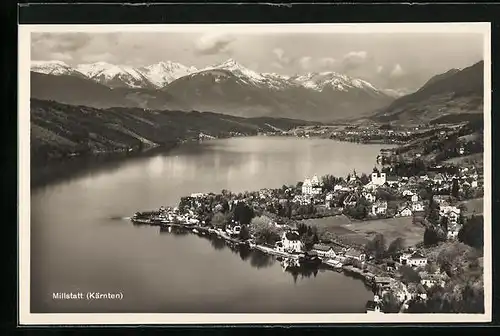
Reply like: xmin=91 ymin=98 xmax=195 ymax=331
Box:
xmin=390 ymin=64 xmax=405 ymax=77
xmin=272 ymin=48 xmax=285 ymax=60
xmin=340 ymin=51 xmax=369 ymax=72
xmin=377 ymin=65 xmax=384 ymax=73
xmin=81 ymin=52 xmax=115 ymax=63
xmin=194 ymin=33 xmax=234 ymax=55
xmin=299 ymin=56 xmax=312 ymax=70
xmin=32 ymin=33 xmax=92 ymax=54
xmin=271 ymin=62 xmax=284 ymax=69
xmin=49 ymin=52 xmax=73 ymax=61
xmin=319 ymin=57 xmax=336 ymax=69
xmin=272 ymin=47 xmax=292 ymax=68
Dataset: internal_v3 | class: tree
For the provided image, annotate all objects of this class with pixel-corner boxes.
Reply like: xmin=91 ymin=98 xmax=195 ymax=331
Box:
xmin=451 ymin=178 xmax=460 ymax=199
xmin=233 ymin=202 xmax=255 ymax=225
xmin=250 ymin=216 xmax=280 ymax=246
xmin=221 ymin=200 xmax=230 ymax=213
xmin=427 ymin=195 xmax=440 ymax=226
xmin=387 ymin=237 xmax=406 ymax=256
xmin=238 ymin=225 xmax=251 ymax=241
xmin=211 ymin=212 xmax=228 ymax=229
xmin=382 ymin=292 xmax=401 ymax=313
xmin=365 ymin=233 xmax=387 ymax=260
xmin=399 ymin=265 xmax=421 ymax=284
xmin=360 ymin=173 xmax=370 ymax=185
xmin=458 ymin=215 xmax=484 ymax=250
xmin=440 ymin=216 xmax=449 ymax=232
xmin=423 ymin=227 xmax=446 ymax=247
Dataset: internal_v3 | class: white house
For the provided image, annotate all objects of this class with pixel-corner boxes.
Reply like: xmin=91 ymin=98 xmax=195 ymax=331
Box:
xmin=371 ymin=200 xmax=388 ymax=216
xmin=325 ymin=192 xmax=335 ymax=202
xmin=411 ymin=194 xmax=420 ymax=203
xmin=281 ymin=231 xmax=303 ymax=253
xmin=420 ymin=273 xmax=446 ymax=288
xmin=362 ymin=191 xmax=376 ymax=203
xmin=345 ymin=248 xmax=366 ymax=262
xmin=439 ymin=206 xmax=461 ymax=223
xmin=312 ymin=244 xmax=340 ymax=259
xmin=412 ymin=201 xmax=425 ymax=212
xmin=400 ymin=251 xmax=428 ymax=267
xmin=402 ymin=189 xmax=415 ymax=197
xmin=370 ymin=168 xmax=387 ymax=186
xmin=190 ymin=192 xmax=207 ymax=198
xmin=302 ymin=175 xmax=323 ymax=195
xmin=397 ymin=205 xmax=413 ymax=217
xmin=433 ymin=173 xmax=445 ymax=185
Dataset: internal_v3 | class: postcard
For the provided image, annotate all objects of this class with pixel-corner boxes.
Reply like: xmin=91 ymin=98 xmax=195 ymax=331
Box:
xmin=19 ymin=22 xmax=491 ymax=325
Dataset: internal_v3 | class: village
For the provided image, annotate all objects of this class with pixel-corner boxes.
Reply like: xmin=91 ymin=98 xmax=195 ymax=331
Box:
xmin=131 ymin=143 xmax=484 ymax=314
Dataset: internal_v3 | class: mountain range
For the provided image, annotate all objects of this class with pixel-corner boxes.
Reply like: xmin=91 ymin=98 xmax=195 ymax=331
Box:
xmin=30 ymin=58 xmax=485 ymax=123
xmin=30 ymin=59 xmax=395 ymax=122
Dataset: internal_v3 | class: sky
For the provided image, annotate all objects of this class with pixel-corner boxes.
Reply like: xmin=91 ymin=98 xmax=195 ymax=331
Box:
xmin=31 ymin=29 xmax=485 ymax=91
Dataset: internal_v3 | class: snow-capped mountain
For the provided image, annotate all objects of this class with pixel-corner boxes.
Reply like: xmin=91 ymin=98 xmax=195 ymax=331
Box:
xmin=196 ymin=59 xmax=298 ymax=91
xmin=138 ymin=61 xmax=198 ymax=88
xmin=30 ymin=60 xmax=86 ymax=77
xmin=31 ymin=58 xmax=396 ymax=121
xmin=76 ymin=62 xmax=155 ymax=89
xmin=290 ymin=71 xmax=385 ymax=96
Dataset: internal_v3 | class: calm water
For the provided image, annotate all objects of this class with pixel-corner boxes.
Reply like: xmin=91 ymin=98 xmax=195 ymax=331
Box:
xmin=30 ymin=136 xmax=390 ymax=313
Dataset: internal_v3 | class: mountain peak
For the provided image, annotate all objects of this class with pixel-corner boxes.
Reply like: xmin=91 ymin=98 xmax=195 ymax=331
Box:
xmin=218 ymin=58 xmax=239 ymax=67
xmin=32 ymin=60 xmax=71 ymax=67
xmin=31 ymin=60 xmax=82 ymax=76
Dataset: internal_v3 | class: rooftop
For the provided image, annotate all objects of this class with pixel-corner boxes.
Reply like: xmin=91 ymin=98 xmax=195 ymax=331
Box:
xmin=285 ymin=231 xmax=301 ymax=241
xmin=410 ymin=252 xmax=426 ymax=259
xmin=312 ymin=244 xmax=333 ymax=252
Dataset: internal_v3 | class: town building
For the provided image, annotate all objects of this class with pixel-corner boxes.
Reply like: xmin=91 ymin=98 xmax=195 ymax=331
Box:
xmin=400 ymin=251 xmax=428 ymax=267
xmin=402 ymin=189 xmax=415 ymax=197
xmin=397 ymin=205 xmax=413 ymax=217
xmin=412 ymin=201 xmax=425 ymax=212
xmin=362 ymin=191 xmax=376 ymax=203
xmin=302 ymin=175 xmax=323 ymax=195
xmin=386 ymin=175 xmax=400 ymax=187
xmin=366 ymin=300 xmax=384 ymax=314
xmin=281 ymin=231 xmax=303 ymax=253
xmin=370 ymin=167 xmax=387 ymax=186
xmin=312 ymin=244 xmax=339 ymax=259
xmin=371 ymin=200 xmax=388 ymax=216
xmin=420 ymin=272 xmax=446 ymax=288
xmin=345 ymin=248 xmax=366 ymax=262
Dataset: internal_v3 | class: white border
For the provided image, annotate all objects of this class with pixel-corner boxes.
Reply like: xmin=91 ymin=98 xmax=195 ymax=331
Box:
xmin=19 ymin=23 xmax=492 ymax=325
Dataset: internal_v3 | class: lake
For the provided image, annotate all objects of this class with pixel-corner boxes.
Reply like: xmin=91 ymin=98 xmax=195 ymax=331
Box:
xmin=30 ymin=136 xmax=391 ymax=313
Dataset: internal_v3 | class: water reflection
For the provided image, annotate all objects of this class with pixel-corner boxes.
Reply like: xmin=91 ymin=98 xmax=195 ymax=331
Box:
xmin=209 ymin=235 xmax=227 ymax=251
xmin=31 ymin=137 xmax=382 ymax=313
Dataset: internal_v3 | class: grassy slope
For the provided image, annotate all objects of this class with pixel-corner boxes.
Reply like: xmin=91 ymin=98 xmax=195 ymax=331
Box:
xmin=30 ymin=99 xmax=319 ymax=163
xmin=369 ymin=61 xmax=484 ymax=124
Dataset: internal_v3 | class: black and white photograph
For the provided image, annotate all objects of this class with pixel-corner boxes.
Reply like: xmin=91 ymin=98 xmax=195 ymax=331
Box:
xmin=19 ymin=23 xmax=491 ymax=324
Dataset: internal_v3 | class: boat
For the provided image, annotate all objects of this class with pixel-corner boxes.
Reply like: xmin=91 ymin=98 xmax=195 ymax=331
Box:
xmin=192 ymin=229 xmax=199 ymax=234
xmin=131 ymin=217 xmax=153 ymax=225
